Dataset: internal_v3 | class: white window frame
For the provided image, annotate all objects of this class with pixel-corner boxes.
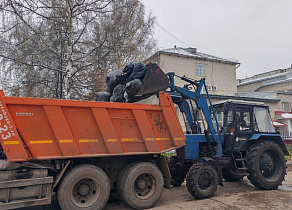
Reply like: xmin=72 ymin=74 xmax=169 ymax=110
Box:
xmin=282 ymin=102 xmax=290 ymax=112
xmin=196 ymin=63 xmax=205 ymax=76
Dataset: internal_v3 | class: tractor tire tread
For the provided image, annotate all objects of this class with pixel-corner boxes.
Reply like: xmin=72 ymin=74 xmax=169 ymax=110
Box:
xmin=246 ymin=141 xmax=286 ymax=190
xmin=186 ymin=163 xmax=218 ymax=199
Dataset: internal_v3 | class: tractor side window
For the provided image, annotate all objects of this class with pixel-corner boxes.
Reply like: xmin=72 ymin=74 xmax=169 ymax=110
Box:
xmin=226 ymin=111 xmax=233 ymax=127
xmin=222 ymin=110 xmax=233 ymax=134
xmin=254 ymin=107 xmax=275 ymax=133
xmin=235 ymin=108 xmax=251 ymax=132
xmin=212 ymin=111 xmax=223 ymax=132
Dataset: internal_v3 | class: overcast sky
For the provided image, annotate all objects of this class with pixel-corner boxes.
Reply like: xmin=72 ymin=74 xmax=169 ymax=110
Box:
xmin=140 ymin=0 xmax=292 ymax=79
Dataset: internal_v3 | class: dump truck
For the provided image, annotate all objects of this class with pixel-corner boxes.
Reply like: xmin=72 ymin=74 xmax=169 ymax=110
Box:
xmin=0 ymin=72 xmax=185 ymax=210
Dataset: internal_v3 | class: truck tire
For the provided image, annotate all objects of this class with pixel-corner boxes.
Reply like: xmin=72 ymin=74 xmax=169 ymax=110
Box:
xmin=222 ymin=169 xmax=244 ymax=182
xmin=57 ymin=164 xmax=110 ymax=210
xmin=168 ymin=156 xmax=185 ymax=187
xmin=119 ymin=162 xmax=164 ymax=209
xmin=116 ymin=162 xmax=138 ymax=194
xmin=246 ymin=141 xmax=286 ymax=190
xmin=186 ymin=162 xmax=218 ymax=199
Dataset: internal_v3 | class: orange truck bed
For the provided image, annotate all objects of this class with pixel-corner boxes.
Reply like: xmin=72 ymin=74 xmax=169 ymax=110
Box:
xmin=0 ymin=91 xmax=185 ymax=162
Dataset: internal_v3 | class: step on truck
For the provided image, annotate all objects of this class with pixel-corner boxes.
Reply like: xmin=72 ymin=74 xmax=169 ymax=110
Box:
xmin=0 ymin=87 xmax=185 ymax=209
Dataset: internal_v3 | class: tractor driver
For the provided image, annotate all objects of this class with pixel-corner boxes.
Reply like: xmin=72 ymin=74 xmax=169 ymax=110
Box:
xmin=235 ymin=113 xmax=247 ymax=131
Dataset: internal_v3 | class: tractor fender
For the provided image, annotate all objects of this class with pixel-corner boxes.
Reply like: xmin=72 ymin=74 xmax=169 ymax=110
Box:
xmin=202 ymin=157 xmax=223 ymax=186
xmin=249 ymin=134 xmax=289 ymax=156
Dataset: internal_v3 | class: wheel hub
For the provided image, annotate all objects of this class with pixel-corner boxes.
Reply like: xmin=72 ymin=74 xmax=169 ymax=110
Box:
xmin=198 ymin=172 xmax=213 ymax=190
xmin=78 ymin=184 xmax=90 ymax=196
xmin=134 ymin=174 xmax=156 ymax=200
xmin=260 ymin=151 xmax=276 ymax=177
xmin=137 ymin=179 xmax=147 ymax=189
xmin=71 ymin=178 xmax=100 ymax=208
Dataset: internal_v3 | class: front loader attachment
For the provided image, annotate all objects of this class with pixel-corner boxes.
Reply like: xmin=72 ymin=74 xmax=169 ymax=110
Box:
xmin=129 ymin=63 xmax=169 ymax=102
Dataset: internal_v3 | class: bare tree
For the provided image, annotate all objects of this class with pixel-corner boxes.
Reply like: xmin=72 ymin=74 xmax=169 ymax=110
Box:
xmin=0 ymin=0 xmax=156 ymax=99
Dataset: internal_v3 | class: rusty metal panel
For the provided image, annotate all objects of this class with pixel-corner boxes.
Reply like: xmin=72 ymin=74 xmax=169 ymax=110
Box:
xmin=0 ymin=90 xmax=186 ymax=162
xmin=132 ymin=109 xmax=160 ymax=153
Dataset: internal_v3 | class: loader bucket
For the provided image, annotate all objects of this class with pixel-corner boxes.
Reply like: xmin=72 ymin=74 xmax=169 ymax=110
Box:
xmin=138 ymin=63 xmax=169 ymax=96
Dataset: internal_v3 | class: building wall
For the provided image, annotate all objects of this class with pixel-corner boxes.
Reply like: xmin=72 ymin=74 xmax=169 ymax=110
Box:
xmin=150 ymin=54 xmax=237 ymax=96
xmin=277 ymin=94 xmax=292 ymax=112
xmin=237 ymin=81 xmax=262 ymax=92
xmin=257 ymin=81 xmax=292 ymax=92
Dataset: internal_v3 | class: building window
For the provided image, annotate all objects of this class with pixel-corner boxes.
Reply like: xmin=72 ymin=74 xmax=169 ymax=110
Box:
xmin=282 ymin=102 xmax=290 ymax=112
xmin=196 ymin=64 xmax=205 ymax=76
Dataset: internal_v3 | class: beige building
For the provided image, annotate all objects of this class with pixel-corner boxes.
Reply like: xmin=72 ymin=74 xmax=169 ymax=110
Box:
xmin=237 ymin=66 xmax=292 ymax=139
xmin=144 ymin=47 xmax=240 ymax=96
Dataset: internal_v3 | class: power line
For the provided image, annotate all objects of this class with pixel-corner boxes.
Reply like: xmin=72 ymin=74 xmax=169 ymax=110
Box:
xmin=143 ymin=12 xmax=191 ymax=48
xmin=154 ymin=20 xmax=191 ymax=48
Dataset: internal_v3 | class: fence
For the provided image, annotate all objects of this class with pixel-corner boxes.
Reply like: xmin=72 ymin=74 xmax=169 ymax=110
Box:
xmin=281 ymin=131 xmax=292 ymax=158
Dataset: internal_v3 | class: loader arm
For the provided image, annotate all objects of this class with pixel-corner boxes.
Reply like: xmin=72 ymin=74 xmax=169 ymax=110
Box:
xmin=166 ymin=72 xmax=223 ymax=157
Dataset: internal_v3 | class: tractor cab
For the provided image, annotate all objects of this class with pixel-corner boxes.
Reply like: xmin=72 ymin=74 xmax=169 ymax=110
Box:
xmin=212 ymin=99 xmax=276 ymax=152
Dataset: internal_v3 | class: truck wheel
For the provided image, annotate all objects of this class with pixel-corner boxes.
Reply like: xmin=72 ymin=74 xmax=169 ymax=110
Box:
xmin=119 ymin=162 xmax=164 ymax=209
xmin=246 ymin=141 xmax=286 ymax=190
xmin=57 ymin=164 xmax=110 ymax=210
xmin=186 ymin=163 xmax=218 ymax=199
xmin=116 ymin=162 xmax=138 ymax=195
xmin=222 ymin=169 xmax=244 ymax=182
xmin=168 ymin=157 xmax=185 ymax=187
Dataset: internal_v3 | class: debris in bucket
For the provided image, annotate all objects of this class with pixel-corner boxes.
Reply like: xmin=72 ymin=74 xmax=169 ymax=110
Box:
xmin=96 ymin=62 xmax=146 ymax=102
xmin=125 ymin=79 xmax=142 ymax=98
xmin=95 ymin=92 xmax=110 ymax=102
xmin=95 ymin=62 xmax=169 ymax=103
xmin=110 ymin=84 xmax=125 ymax=102
xmin=106 ymin=69 xmax=123 ymax=93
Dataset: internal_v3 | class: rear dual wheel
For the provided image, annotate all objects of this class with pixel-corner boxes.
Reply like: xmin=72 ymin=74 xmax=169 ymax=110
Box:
xmin=57 ymin=164 xmax=110 ymax=210
xmin=117 ymin=162 xmax=164 ymax=209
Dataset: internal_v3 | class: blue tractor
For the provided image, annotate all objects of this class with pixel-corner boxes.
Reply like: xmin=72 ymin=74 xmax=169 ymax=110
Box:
xmin=166 ymin=72 xmax=288 ymax=199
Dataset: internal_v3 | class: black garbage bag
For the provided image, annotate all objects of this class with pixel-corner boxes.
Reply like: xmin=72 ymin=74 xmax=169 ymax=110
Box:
xmin=127 ymin=63 xmax=147 ymax=81
xmin=106 ymin=69 xmax=122 ymax=93
xmin=95 ymin=92 xmax=110 ymax=102
xmin=110 ymin=84 xmax=125 ymax=102
xmin=116 ymin=63 xmax=134 ymax=84
xmin=122 ymin=62 xmax=135 ymax=75
xmin=125 ymin=79 xmax=142 ymax=98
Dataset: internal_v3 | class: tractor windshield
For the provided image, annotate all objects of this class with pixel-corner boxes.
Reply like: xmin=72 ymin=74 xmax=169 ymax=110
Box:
xmin=253 ymin=107 xmax=275 ymax=133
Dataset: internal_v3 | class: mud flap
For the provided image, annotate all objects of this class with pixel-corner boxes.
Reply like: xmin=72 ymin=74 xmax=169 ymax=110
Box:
xmin=157 ymin=155 xmax=174 ymax=190
xmin=202 ymin=157 xmax=224 ymax=186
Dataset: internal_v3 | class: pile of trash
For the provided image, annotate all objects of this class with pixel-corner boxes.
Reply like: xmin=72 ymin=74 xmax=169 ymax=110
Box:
xmin=95 ymin=62 xmax=147 ymax=102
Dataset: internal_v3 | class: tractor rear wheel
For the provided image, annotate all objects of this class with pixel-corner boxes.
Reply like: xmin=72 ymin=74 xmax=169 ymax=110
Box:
xmin=118 ymin=162 xmax=164 ymax=209
xmin=168 ymin=157 xmax=185 ymax=187
xmin=246 ymin=141 xmax=286 ymax=190
xmin=57 ymin=164 xmax=110 ymax=210
xmin=186 ymin=162 xmax=218 ymax=199
xmin=222 ymin=169 xmax=244 ymax=182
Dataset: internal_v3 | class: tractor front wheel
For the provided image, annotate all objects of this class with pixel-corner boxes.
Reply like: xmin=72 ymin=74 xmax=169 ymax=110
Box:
xmin=246 ymin=141 xmax=286 ymax=190
xmin=186 ymin=162 xmax=218 ymax=199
